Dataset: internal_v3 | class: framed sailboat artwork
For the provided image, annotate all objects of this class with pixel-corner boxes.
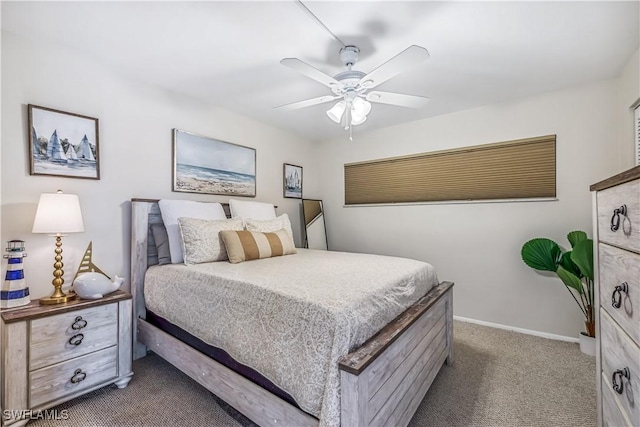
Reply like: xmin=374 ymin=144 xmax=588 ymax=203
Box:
xmin=28 ymin=104 xmax=100 ymax=180
xmin=283 ymin=163 xmax=302 ymax=199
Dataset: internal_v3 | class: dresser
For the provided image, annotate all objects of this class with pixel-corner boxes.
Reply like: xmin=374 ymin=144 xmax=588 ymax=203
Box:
xmin=0 ymin=290 xmax=133 ymax=427
xmin=591 ymin=166 xmax=640 ymax=427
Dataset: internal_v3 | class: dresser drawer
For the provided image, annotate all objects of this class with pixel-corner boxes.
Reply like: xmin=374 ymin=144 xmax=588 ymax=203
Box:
xmin=30 ymin=303 xmax=118 ymax=370
xmin=600 ymin=244 xmax=640 ymax=346
xmin=597 ymin=178 xmax=640 ymax=253
xmin=29 ymin=345 xmax=118 ymax=408
xmin=602 ymin=372 xmax=633 ymax=427
xmin=600 ymin=309 xmax=640 ymax=426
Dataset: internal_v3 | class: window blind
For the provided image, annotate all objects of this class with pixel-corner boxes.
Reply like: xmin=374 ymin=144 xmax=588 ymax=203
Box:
xmin=344 ymin=135 xmax=556 ymax=205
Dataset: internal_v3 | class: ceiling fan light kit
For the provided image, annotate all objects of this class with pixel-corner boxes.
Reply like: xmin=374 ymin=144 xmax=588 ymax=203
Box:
xmin=278 ymin=2 xmax=431 ymax=140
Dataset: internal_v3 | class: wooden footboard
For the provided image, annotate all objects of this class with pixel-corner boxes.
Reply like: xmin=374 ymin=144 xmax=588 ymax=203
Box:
xmin=339 ymin=281 xmax=453 ymax=427
xmin=130 ymin=199 xmax=454 ymax=427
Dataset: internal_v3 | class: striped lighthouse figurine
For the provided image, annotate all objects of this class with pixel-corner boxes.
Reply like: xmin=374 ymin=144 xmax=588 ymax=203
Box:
xmin=1 ymin=240 xmax=30 ymax=308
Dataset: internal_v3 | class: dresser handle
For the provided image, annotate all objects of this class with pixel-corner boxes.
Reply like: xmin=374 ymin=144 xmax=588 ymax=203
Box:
xmin=610 ymin=205 xmax=628 ymax=232
xmin=611 ymin=282 xmax=629 ymax=309
xmin=70 ymin=369 xmax=87 ymax=384
xmin=68 ymin=333 xmax=84 ymax=346
xmin=613 ymin=367 xmax=630 ymax=394
xmin=71 ymin=316 xmax=87 ymax=330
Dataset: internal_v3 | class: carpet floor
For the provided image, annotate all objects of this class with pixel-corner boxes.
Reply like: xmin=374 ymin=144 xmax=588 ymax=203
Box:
xmin=29 ymin=321 xmax=596 ymax=427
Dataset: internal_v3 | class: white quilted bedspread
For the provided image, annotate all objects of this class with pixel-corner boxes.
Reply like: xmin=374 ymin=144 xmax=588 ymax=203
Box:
xmin=144 ymin=249 xmax=437 ymax=427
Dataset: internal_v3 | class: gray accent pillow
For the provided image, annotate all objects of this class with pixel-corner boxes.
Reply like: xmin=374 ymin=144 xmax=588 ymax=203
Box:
xmin=151 ymin=223 xmax=171 ymax=265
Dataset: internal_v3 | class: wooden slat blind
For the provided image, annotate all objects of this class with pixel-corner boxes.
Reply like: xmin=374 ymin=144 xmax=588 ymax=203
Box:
xmin=344 ymin=135 xmax=556 ymax=205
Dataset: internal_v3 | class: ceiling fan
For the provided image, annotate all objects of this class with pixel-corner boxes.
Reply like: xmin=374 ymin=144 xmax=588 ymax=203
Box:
xmin=276 ymin=44 xmax=431 ymax=135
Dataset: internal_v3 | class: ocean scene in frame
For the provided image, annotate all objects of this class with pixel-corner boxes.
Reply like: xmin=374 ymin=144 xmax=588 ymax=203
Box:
xmin=29 ymin=105 xmax=99 ymax=179
xmin=173 ymin=129 xmax=256 ymax=196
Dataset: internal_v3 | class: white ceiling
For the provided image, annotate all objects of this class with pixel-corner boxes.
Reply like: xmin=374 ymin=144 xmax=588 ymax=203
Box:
xmin=2 ymin=1 xmax=639 ymax=142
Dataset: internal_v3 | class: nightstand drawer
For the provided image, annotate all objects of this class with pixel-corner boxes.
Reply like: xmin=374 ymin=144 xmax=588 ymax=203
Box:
xmin=597 ymin=178 xmax=640 ymax=253
xmin=600 ymin=309 xmax=640 ymax=426
xmin=602 ymin=373 xmax=633 ymax=427
xmin=29 ymin=346 xmax=118 ymax=408
xmin=600 ymin=244 xmax=640 ymax=346
xmin=30 ymin=303 xmax=118 ymax=370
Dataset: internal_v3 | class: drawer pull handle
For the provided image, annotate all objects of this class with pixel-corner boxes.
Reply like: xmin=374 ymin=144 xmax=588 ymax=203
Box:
xmin=611 ymin=282 xmax=629 ymax=309
xmin=68 ymin=333 xmax=84 ymax=346
xmin=70 ymin=369 xmax=87 ymax=384
xmin=612 ymin=367 xmax=630 ymax=394
xmin=610 ymin=205 xmax=628 ymax=232
xmin=71 ymin=316 xmax=87 ymax=330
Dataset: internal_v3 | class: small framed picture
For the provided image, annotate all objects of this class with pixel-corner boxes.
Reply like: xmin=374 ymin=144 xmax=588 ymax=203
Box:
xmin=283 ymin=163 xmax=303 ymax=199
xmin=28 ymin=104 xmax=100 ymax=180
xmin=173 ymin=129 xmax=256 ymax=197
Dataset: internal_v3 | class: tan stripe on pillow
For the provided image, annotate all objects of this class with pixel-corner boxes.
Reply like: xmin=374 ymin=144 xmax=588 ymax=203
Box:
xmin=237 ymin=230 xmax=260 ymax=261
xmin=265 ymin=231 xmax=284 ymax=256
xmin=220 ymin=229 xmax=297 ymax=264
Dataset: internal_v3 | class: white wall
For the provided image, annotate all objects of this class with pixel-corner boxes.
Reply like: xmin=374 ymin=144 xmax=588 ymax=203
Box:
xmin=1 ymin=31 xmax=317 ymax=299
xmin=316 ymin=78 xmax=624 ymax=338
xmin=616 ymin=48 xmax=639 ymax=170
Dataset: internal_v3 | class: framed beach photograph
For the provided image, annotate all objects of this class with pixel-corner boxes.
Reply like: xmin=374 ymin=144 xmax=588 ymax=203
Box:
xmin=28 ymin=104 xmax=100 ymax=179
xmin=283 ymin=163 xmax=302 ymax=199
xmin=173 ymin=129 xmax=256 ymax=197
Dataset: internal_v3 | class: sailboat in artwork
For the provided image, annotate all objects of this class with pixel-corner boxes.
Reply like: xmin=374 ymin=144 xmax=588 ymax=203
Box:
xmin=66 ymin=143 xmax=79 ymax=161
xmin=32 ymin=127 xmax=42 ymax=158
xmin=286 ymin=169 xmax=301 ymax=191
xmin=46 ymin=130 xmax=68 ymax=163
xmin=77 ymin=134 xmax=95 ymax=162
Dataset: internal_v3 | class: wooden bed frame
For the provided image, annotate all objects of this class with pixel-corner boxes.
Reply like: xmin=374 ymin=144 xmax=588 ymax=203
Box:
xmin=130 ymin=198 xmax=454 ymax=427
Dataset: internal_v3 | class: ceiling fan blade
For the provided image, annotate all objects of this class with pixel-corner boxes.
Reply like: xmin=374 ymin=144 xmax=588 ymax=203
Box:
xmin=366 ymin=91 xmax=429 ymax=108
xmin=280 ymin=58 xmax=340 ymax=89
xmin=359 ymin=45 xmax=430 ymax=89
xmin=274 ymin=95 xmax=340 ymax=111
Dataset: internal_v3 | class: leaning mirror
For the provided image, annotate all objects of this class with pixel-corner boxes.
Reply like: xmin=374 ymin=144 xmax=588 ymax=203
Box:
xmin=302 ymin=199 xmax=328 ymax=250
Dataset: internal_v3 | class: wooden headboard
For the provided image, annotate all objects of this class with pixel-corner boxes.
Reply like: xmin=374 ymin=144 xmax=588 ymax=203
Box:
xmin=130 ymin=198 xmax=231 ymax=358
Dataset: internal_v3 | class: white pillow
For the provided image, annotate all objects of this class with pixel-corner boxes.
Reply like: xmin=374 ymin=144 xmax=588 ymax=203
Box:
xmin=245 ymin=214 xmax=294 ymax=241
xmin=229 ymin=199 xmax=276 ymax=220
xmin=158 ymin=199 xmax=227 ymax=264
xmin=178 ymin=217 xmax=244 ymax=264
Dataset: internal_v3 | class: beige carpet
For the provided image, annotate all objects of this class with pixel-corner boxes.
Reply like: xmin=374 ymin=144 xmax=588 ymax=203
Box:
xmin=30 ymin=321 xmax=596 ymax=427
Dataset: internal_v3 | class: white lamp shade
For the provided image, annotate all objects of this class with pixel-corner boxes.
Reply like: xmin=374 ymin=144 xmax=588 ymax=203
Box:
xmin=32 ymin=192 xmax=85 ymax=234
xmin=351 ymin=113 xmax=368 ymax=126
xmin=326 ymin=101 xmax=346 ymax=123
xmin=352 ymin=97 xmax=372 ymax=116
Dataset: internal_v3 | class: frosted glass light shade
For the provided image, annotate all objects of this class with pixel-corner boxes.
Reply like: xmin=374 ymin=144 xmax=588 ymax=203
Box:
xmin=350 ymin=113 xmax=368 ymax=126
xmin=32 ymin=191 xmax=84 ymax=234
xmin=352 ymin=97 xmax=372 ymax=116
xmin=326 ymin=101 xmax=346 ymax=123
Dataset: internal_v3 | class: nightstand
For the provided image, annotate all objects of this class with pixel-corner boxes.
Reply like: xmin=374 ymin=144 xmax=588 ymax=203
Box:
xmin=0 ymin=290 xmax=133 ymax=427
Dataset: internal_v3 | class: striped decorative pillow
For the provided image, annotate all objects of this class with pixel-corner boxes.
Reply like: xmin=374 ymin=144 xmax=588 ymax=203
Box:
xmin=219 ymin=229 xmax=296 ymax=264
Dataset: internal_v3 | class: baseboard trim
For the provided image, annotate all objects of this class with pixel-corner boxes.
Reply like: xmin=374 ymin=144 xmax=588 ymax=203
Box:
xmin=453 ymin=315 xmax=579 ymax=343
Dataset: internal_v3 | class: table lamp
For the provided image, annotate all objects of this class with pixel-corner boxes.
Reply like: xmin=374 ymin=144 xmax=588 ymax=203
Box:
xmin=32 ymin=190 xmax=84 ymax=305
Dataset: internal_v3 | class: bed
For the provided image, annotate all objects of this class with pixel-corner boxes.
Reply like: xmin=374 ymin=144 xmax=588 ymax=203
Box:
xmin=130 ymin=198 xmax=454 ymax=427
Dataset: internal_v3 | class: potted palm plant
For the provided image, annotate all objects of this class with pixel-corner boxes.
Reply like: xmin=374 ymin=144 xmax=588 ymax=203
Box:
xmin=521 ymin=231 xmax=595 ymax=355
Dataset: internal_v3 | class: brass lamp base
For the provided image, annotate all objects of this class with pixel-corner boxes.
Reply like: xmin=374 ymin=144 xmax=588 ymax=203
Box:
xmin=39 ymin=289 xmax=77 ymax=305
xmin=39 ymin=234 xmax=77 ymax=305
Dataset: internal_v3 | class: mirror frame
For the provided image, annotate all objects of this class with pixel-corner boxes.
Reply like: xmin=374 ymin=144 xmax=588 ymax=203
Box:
xmin=302 ymin=198 xmax=328 ymax=250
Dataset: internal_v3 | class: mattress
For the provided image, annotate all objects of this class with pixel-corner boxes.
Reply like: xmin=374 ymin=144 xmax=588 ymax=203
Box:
xmin=144 ymin=248 xmax=438 ymax=427
xmin=145 ymin=309 xmax=299 ymax=407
